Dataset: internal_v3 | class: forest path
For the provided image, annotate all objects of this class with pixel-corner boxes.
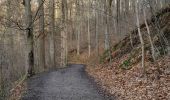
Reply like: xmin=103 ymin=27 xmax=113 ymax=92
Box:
xmin=22 ymin=64 xmax=111 ymax=100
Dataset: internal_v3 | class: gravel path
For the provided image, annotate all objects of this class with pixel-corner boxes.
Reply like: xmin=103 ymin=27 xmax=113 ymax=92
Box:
xmin=22 ymin=64 xmax=111 ymax=100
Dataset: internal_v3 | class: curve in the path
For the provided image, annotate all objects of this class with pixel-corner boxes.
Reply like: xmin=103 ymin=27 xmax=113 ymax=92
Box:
xmin=22 ymin=64 xmax=112 ymax=100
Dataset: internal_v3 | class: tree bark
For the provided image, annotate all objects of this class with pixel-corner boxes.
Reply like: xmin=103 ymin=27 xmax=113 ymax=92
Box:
xmin=37 ymin=0 xmax=45 ymax=70
xmin=24 ymin=0 xmax=34 ymax=77
xmin=88 ymin=0 xmax=91 ymax=57
xmin=49 ymin=0 xmax=55 ymax=68
xmin=116 ymin=0 xmax=121 ymax=38
xmin=143 ymin=7 xmax=155 ymax=61
xmin=76 ymin=0 xmax=80 ymax=55
xmin=104 ymin=0 xmax=110 ymax=50
xmin=95 ymin=0 xmax=99 ymax=56
xmin=135 ymin=0 xmax=145 ymax=75
xmin=61 ymin=0 xmax=68 ymax=66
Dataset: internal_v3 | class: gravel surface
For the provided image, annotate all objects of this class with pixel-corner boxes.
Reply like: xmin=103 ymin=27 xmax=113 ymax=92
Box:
xmin=22 ymin=64 xmax=111 ymax=100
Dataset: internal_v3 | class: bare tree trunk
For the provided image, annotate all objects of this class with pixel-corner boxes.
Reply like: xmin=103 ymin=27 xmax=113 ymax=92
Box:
xmin=112 ymin=0 xmax=118 ymax=42
xmin=125 ymin=0 xmax=133 ymax=48
xmin=37 ymin=0 xmax=45 ymax=70
xmin=65 ymin=3 xmax=68 ymax=67
xmin=2 ymin=0 xmax=13 ymax=98
xmin=49 ymin=0 xmax=55 ymax=68
xmin=95 ymin=0 xmax=99 ymax=56
xmin=104 ymin=0 xmax=110 ymax=50
xmin=88 ymin=0 xmax=91 ymax=57
xmin=135 ymin=0 xmax=145 ymax=75
xmin=77 ymin=24 xmax=80 ymax=55
xmin=61 ymin=0 xmax=65 ymax=66
xmin=76 ymin=0 xmax=80 ymax=55
xmin=143 ymin=7 xmax=155 ymax=61
xmin=24 ymin=0 xmax=34 ymax=77
xmin=116 ymin=0 xmax=121 ymax=39
xmin=61 ymin=0 xmax=68 ymax=66
xmin=106 ymin=0 xmax=112 ymax=63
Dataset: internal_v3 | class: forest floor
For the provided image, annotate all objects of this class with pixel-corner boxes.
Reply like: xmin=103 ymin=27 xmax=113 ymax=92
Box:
xmin=69 ymin=46 xmax=170 ymax=100
xmin=20 ymin=64 xmax=112 ymax=100
xmin=85 ymin=54 xmax=170 ymax=100
xmin=69 ymin=6 xmax=170 ymax=100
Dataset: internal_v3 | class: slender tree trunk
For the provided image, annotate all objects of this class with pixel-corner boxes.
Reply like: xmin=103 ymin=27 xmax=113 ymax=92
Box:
xmin=143 ymin=7 xmax=155 ymax=61
xmin=112 ymin=0 xmax=117 ymax=41
xmin=106 ymin=0 xmax=112 ymax=63
xmin=65 ymin=0 xmax=68 ymax=66
xmin=88 ymin=0 xmax=91 ymax=57
xmin=116 ymin=0 xmax=120 ymax=38
xmin=61 ymin=1 xmax=65 ymax=66
xmin=125 ymin=0 xmax=133 ymax=48
xmin=77 ymin=24 xmax=80 ymax=55
xmin=104 ymin=0 xmax=110 ymax=50
xmin=104 ymin=22 xmax=109 ymax=50
xmin=61 ymin=0 xmax=68 ymax=66
xmin=49 ymin=0 xmax=55 ymax=68
xmin=76 ymin=0 xmax=80 ymax=55
xmin=38 ymin=0 xmax=45 ymax=70
xmin=135 ymin=0 xmax=145 ymax=75
xmin=95 ymin=1 xmax=99 ymax=56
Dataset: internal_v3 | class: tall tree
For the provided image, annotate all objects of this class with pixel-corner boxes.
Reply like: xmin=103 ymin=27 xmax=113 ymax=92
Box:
xmin=104 ymin=0 xmax=113 ymax=50
xmin=143 ymin=4 xmax=155 ymax=61
xmin=76 ymin=0 xmax=80 ymax=55
xmin=61 ymin=0 xmax=68 ymax=66
xmin=135 ymin=0 xmax=145 ymax=75
xmin=37 ymin=0 xmax=45 ymax=70
xmin=23 ymin=0 xmax=34 ymax=76
xmin=116 ymin=0 xmax=121 ymax=38
xmin=49 ymin=0 xmax=55 ymax=68
xmin=95 ymin=0 xmax=99 ymax=56
xmin=88 ymin=0 xmax=91 ymax=56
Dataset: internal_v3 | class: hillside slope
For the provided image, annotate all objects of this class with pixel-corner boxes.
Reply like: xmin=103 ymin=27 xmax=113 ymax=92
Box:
xmin=86 ymin=6 xmax=170 ymax=100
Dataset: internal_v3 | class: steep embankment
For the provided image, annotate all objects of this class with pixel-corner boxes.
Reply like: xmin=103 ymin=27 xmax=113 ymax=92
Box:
xmin=86 ymin=6 xmax=170 ymax=100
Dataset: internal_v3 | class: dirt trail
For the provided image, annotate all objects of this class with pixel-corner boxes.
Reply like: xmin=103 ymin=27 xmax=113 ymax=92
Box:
xmin=22 ymin=64 xmax=112 ymax=100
